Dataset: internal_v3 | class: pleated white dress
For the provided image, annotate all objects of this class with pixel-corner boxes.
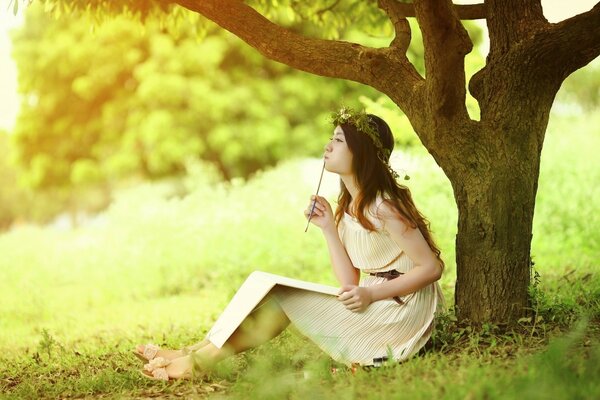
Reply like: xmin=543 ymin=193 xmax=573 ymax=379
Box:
xmin=207 ymin=197 xmax=445 ymax=367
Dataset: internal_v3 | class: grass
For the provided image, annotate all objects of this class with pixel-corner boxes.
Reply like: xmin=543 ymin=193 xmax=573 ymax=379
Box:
xmin=0 ymin=110 xmax=599 ymax=399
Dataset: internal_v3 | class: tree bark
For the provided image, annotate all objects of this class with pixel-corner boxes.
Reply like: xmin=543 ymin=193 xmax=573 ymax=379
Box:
xmin=448 ymin=122 xmax=544 ymax=324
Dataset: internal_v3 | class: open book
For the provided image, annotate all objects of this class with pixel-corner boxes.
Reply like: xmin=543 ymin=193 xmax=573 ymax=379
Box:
xmin=206 ymin=271 xmax=339 ymax=348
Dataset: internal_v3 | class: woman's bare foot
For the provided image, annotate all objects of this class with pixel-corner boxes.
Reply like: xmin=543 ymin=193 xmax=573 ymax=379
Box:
xmin=164 ymin=355 xmax=195 ymax=379
xmin=141 ymin=355 xmax=198 ymax=380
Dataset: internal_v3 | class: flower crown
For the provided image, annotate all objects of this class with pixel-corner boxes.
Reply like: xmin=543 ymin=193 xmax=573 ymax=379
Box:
xmin=329 ymin=106 xmax=408 ymax=180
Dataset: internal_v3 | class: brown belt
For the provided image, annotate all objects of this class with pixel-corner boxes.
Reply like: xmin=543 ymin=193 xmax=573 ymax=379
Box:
xmin=368 ymin=270 xmax=405 ymax=305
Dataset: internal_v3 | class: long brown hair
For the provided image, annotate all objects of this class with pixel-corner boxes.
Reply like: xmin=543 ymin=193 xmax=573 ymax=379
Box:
xmin=333 ymin=114 xmax=445 ymax=270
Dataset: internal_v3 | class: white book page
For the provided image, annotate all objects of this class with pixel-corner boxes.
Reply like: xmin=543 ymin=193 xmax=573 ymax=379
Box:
xmin=206 ymin=272 xmax=338 ymax=348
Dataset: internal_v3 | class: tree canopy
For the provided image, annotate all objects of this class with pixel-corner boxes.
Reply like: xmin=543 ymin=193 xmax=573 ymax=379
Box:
xmin=10 ymin=3 xmax=380 ymax=188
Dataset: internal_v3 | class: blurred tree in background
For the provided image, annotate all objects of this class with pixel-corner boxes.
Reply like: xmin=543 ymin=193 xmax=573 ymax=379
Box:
xmin=4 ymin=2 xmax=483 ymax=228
xmin=9 ymin=3 xmax=390 ymax=189
xmin=0 ymin=129 xmax=73 ymax=227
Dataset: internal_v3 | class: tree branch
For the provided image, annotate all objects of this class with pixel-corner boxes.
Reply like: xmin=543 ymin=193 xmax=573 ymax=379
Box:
xmin=471 ymin=2 xmax=600 ymax=125
xmin=486 ymin=0 xmax=547 ymax=59
xmin=377 ymin=0 xmax=411 ymax=54
xmin=541 ymin=1 xmax=600 ymax=77
xmin=171 ymin=0 xmax=424 ymax=115
xmin=413 ymin=0 xmax=472 ymax=123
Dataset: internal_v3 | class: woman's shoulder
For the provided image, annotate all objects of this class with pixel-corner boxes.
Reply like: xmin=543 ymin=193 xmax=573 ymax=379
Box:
xmin=372 ymin=195 xmax=412 ymax=235
xmin=372 ymin=193 xmax=396 ymax=220
xmin=357 ymin=194 xmax=391 ymax=230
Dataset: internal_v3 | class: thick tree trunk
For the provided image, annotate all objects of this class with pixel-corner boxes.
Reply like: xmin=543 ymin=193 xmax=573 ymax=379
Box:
xmin=416 ymin=117 xmax=543 ymax=325
xmin=452 ymin=153 xmax=539 ymax=324
xmin=437 ymin=92 xmax=551 ymax=324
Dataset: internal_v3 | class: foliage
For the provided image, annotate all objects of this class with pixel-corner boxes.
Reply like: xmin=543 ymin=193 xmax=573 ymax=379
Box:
xmin=10 ymin=2 xmax=386 ymax=193
xmin=0 ymin=130 xmax=89 ymax=227
xmin=28 ymin=0 xmax=394 ymax=40
xmin=249 ymin=0 xmax=394 ymax=40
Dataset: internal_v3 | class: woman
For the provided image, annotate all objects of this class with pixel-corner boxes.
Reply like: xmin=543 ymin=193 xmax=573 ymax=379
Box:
xmin=137 ymin=107 xmax=445 ymax=380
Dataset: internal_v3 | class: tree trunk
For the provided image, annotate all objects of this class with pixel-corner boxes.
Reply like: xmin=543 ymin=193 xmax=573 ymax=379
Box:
xmin=453 ymin=158 xmax=538 ymax=324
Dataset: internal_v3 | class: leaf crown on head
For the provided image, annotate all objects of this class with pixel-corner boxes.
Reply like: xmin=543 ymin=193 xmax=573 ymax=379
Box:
xmin=329 ymin=106 xmax=407 ymax=180
xmin=330 ymin=106 xmax=390 ymax=161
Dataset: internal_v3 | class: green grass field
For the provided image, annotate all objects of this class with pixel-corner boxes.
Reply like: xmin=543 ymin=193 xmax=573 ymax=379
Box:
xmin=1 ymin=111 xmax=599 ymax=399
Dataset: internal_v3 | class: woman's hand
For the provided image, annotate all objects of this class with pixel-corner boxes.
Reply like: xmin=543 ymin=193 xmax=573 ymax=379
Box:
xmin=304 ymin=195 xmax=334 ymax=231
xmin=338 ymin=284 xmax=373 ymax=312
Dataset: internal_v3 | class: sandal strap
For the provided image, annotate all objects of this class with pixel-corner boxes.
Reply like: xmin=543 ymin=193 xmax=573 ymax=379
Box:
xmin=152 ymin=368 xmax=169 ymax=381
xmin=144 ymin=356 xmax=171 ymax=371
xmin=143 ymin=356 xmax=171 ymax=381
xmin=143 ymin=344 xmax=159 ymax=360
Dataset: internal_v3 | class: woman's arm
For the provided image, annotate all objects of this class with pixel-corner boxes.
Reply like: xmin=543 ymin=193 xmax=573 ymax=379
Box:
xmin=322 ymin=224 xmax=360 ymax=286
xmin=369 ymin=201 xmax=442 ymax=300
xmin=338 ymin=200 xmax=442 ymax=312
xmin=305 ymin=195 xmax=360 ymax=286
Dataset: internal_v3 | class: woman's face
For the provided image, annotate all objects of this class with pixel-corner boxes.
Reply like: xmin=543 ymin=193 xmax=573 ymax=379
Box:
xmin=323 ymin=125 xmax=353 ymax=176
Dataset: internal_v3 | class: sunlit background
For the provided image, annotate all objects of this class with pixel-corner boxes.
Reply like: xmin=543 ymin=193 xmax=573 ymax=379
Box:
xmin=0 ymin=1 xmax=598 ymax=397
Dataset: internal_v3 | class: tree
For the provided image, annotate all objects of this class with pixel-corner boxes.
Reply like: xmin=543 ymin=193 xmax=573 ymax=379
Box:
xmin=0 ymin=129 xmax=77 ymax=228
xmin=12 ymin=3 xmax=409 ymax=187
xmin=29 ymin=0 xmax=600 ymax=325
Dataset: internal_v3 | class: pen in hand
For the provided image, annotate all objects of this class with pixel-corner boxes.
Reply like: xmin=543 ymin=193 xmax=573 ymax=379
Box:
xmin=304 ymin=161 xmax=326 ymax=232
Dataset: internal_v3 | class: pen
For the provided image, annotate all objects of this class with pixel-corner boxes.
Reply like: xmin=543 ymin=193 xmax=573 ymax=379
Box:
xmin=304 ymin=160 xmax=326 ymax=232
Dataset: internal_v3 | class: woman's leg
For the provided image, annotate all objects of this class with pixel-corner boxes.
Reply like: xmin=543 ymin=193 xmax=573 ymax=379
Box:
xmin=137 ymin=299 xmax=287 ymax=362
xmin=163 ymin=297 xmax=290 ymax=376
xmin=218 ymin=296 xmax=290 ymax=357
